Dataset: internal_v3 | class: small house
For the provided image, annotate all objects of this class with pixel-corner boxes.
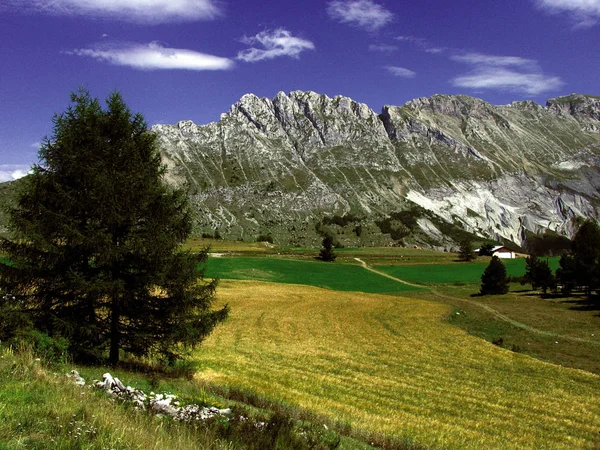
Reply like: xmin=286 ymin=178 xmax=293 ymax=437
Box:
xmin=489 ymin=246 xmax=516 ymax=259
xmin=475 ymin=245 xmax=518 ymax=259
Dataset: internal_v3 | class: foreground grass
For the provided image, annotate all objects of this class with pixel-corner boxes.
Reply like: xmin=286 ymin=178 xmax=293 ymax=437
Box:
xmin=0 ymin=349 xmax=234 ymax=450
xmin=195 ymin=280 xmax=600 ymax=450
xmin=0 ymin=347 xmax=370 ymax=450
xmin=204 ymin=257 xmax=422 ymax=293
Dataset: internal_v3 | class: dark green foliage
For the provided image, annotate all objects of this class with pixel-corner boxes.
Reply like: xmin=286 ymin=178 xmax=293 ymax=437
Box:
xmin=375 ymin=209 xmax=421 ymax=241
xmin=0 ymin=290 xmax=33 ymax=343
xmin=480 ymin=256 xmax=509 ymax=295
xmin=21 ymin=330 xmax=70 ymax=365
xmin=556 ymin=254 xmax=577 ymax=295
xmin=523 ymin=255 xmax=555 ymax=294
xmin=321 ymin=213 xmax=361 ymax=227
xmin=478 ymin=243 xmax=495 ymax=257
xmin=256 ymin=234 xmax=274 ymax=243
xmin=524 ymin=230 xmax=572 ymax=256
xmin=0 ymin=89 xmax=228 ymax=365
xmin=553 ymin=219 xmax=600 ymax=296
xmin=458 ymin=239 xmax=475 ymax=262
xmin=318 ymin=236 xmax=337 ymax=262
xmin=572 ymin=219 xmax=600 ymax=294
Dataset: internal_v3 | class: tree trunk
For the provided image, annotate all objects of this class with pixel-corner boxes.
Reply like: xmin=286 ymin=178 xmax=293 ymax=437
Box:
xmin=109 ymin=295 xmax=120 ymax=365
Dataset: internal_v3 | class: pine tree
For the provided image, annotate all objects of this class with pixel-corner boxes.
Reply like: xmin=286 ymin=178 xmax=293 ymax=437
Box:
xmin=480 ymin=256 xmax=509 ymax=295
xmin=458 ymin=238 xmax=475 ymax=262
xmin=0 ymin=89 xmax=228 ymax=364
xmin=318 ymin=235 xmax=337 ymax=262
xmin=572 ymin=219 xmax=600 ymax=295
xmin=556 ymin=254 xmax=577 ymax=295
xmin=524 ymin=255 xmax=555 ymax=294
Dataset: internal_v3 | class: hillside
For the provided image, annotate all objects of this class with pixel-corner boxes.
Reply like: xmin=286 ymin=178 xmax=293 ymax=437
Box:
xmin=153 ymin=92 xmax=600 ymax=248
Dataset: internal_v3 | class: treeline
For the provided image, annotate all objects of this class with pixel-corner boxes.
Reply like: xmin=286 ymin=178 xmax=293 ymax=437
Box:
xmin=524 ymin=219 xmax=600 ymax=296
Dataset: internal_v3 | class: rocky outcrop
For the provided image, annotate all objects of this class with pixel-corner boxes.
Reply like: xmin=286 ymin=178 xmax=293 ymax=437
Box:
xmin=152 ymin=92 xmax=600 ymax=248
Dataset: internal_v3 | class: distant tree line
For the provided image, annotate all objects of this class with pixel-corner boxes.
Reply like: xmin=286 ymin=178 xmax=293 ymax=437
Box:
xmin=523 ymin=219 xmax=600 ymax=296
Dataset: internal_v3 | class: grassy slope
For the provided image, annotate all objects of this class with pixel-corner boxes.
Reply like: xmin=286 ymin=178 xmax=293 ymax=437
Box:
xmin=195 ymin=280 xmax=600 ymax=450
xmin=0 ymin=347 xmax=370 ymax=450
xmin=0 ymin=350 xmax=232 ymax=450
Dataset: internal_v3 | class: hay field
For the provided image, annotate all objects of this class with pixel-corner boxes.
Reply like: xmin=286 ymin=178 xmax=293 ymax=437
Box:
xmin=195 ymin=280 xmax=600 ymax=449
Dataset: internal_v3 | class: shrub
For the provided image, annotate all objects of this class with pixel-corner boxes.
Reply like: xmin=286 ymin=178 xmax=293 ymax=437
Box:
xmin=20 ymin=330 xmax=69 ymax=365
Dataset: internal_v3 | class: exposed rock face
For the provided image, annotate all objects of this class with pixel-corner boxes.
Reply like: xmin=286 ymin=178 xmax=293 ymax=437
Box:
xmin=152 ymin=92 xmax=600 ymax=248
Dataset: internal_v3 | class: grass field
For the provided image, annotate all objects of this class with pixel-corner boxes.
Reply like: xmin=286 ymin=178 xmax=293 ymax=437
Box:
xmin=375 ymin=257 xmax=560 ymax=285
xmin=203 ymin=257 xmax=422 ymax=293
xmin=195 ymin=280 xmax=600 ymax=449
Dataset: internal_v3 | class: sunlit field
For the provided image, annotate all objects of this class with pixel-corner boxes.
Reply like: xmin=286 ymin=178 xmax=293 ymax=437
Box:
xmin=195 ymin=280 xmax=600 ymax=449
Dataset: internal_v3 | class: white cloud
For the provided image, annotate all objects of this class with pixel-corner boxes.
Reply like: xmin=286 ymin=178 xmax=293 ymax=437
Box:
xmin=30 ymin=142 xmax=41 ymax=149
xmin=451 ymin=53 xmax=536 ymax=68
xmin=369 ymin=44 xmax=398 ymax=52
xmin=451 ymin=53 xmax=563 ymax=95
xmin=536 ymin=0 xmax=600 ymax=27
xmin=70 ymin=42 xmax=234 ymax=71
xmin=8 ymin=0 xmax=221 ymax=24
xmin=237 ymin=29 xmax=315 ymax=63
xmin=396 ymin=35 xmax=447 ymax=54
xmin=327 ymin=0 xmax=394 ymax=31
xmin=385 ymin=66 xmax=416 ymax=78
xmin=0 ymin=165 xmax=32 ymax=183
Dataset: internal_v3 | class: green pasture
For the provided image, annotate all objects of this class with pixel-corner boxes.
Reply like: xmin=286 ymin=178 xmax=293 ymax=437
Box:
xmin=204 ymin=257 xmax=422 ymax=293
xmin=376 ymin=257 xmax=560 ymax=285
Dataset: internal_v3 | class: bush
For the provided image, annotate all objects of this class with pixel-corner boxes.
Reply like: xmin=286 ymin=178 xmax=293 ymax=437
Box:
xmin=20 ymin=330 xmax=69 ymax=365
xmin=256 ymin=234 xmax=274 ymax=243
xmin=0 ymin=292 xmax=33 ymax=343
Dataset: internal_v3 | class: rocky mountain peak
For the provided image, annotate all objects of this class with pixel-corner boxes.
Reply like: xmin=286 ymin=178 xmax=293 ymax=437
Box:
xmin=546 ymin=94 xmax=600 ymax=122
xmin=151 ymin=90 xmax=600 ymax=248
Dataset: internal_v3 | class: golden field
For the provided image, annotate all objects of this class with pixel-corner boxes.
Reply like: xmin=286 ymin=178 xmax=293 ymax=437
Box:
xmin=195 ymin=280 xmax=600 ymax=449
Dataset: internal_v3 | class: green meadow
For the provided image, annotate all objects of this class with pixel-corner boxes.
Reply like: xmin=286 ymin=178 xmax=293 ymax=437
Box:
xmin=203 ymin=256 xmax=422 ymax=293
xmin=375 ymin=257 xmax=560 ymax=285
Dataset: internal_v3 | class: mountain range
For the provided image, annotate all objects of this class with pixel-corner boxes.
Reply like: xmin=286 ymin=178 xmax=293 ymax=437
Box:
xmin=151 ymin=91 xmax=600 ymax=249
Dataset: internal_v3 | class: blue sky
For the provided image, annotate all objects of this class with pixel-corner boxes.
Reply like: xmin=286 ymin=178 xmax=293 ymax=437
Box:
xmin=1 ymin=0 xmax=599 ymax=181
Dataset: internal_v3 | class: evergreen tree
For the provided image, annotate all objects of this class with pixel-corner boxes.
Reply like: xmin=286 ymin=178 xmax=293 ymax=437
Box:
xmin=556 ymin=254 xmax=577 ymax=296
xmin=478 ymin=243 xmax=495 ymax=257
xmin=458 ymin=238 xmax=475 ymax=262
xmin=480 ymin=256 xmax=509 ymax=295
xmin=0 ymin=89 xmax=228 ymax=364
xmin=572 ymin=219 xmax=600 ymax=295
xmin=318 ymin=235 xmax=337 ymax=262
xmin=523 ymin=255 xmax=555 ymax=294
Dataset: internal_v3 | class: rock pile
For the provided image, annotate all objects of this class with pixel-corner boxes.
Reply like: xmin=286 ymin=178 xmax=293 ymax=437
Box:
xmin=66 ymin=371 xmax=232 ymax=422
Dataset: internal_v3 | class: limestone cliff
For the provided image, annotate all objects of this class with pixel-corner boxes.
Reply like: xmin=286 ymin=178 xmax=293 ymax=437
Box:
xmin=152 ymin=92 xmax=600 ymax=248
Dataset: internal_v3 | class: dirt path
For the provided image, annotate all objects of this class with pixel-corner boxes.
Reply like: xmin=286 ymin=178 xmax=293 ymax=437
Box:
xmin=353 ymin=258 xmax=600 ymax=345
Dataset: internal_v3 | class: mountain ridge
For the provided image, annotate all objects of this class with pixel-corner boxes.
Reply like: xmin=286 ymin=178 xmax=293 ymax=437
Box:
xmin=151 ymin=91 xmax=600 ymax=248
